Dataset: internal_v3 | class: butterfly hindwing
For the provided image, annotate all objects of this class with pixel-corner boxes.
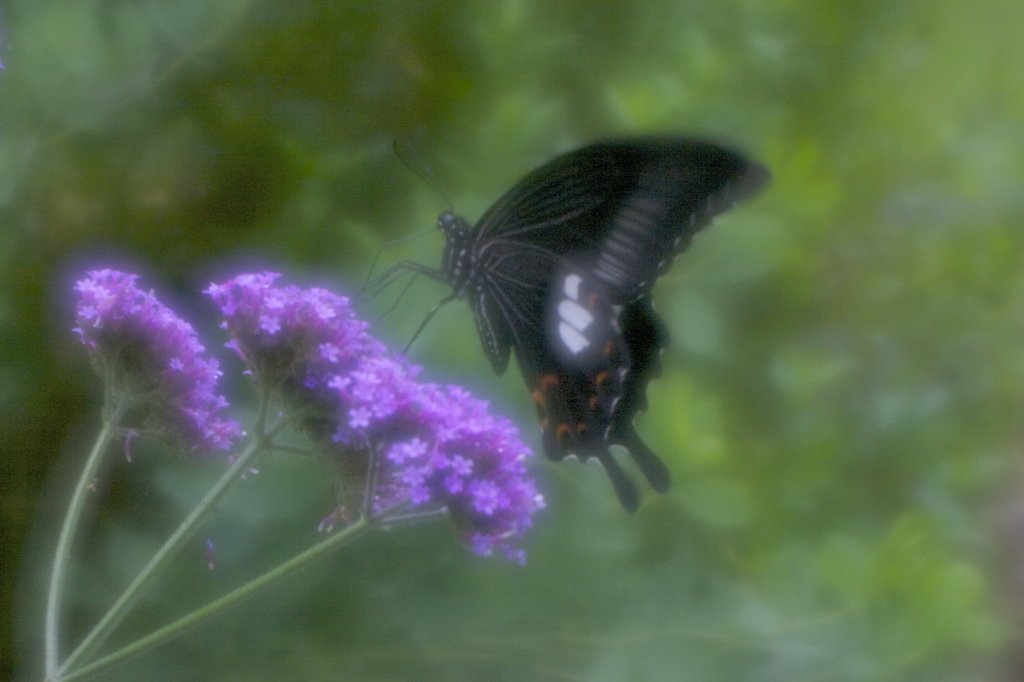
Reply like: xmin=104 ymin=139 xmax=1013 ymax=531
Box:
xmin=509 ymin=269 xmax=667 ymax=510
xmin=612 ymin=296 xmax=671 ymax=493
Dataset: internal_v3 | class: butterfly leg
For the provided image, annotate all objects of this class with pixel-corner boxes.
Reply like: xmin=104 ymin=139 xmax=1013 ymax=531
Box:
xmin=360 ymin=259 xmax=449 ymax=299
xmin=402 ymin=293 xmax=457 ymax=356
xmin=372 ymin=271 xmax=421 ymax=324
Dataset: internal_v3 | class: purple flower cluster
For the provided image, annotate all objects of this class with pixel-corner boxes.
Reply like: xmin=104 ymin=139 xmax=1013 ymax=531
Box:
xmin=206 ymin=272 xmax=382 ymax=445
xmin=73 ymin=270 xmax=242 ymax=456
xmin=206 ymin=273 xmax=544 ymax=562
xmin=389 ymin=383 xmax=545 ymax=563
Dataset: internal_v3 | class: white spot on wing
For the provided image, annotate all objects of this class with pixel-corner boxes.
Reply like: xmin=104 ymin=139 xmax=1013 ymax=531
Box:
xmin=558 ymin=300 xmax=593 ymax=332
xmin=563 ymin=273 xmax=582 ymax=300
xmin=559 ymin=321 xmax=590 ymax=354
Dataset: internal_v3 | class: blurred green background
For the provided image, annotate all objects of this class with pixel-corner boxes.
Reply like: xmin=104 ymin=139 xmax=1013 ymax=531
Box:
xmin=2 ymin=0 xmax=1023 ymax=680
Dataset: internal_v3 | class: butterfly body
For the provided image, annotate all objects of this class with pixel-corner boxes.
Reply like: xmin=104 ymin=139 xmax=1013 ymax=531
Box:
xmin=437 ymin=139 xmax=768 ymax=510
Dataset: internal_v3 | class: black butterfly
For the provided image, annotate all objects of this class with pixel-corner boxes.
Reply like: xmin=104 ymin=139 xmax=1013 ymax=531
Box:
xmin=395 ymin=138 xmax=768 ymax=510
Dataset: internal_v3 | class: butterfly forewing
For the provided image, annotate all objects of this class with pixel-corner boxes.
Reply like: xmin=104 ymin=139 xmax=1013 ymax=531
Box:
xmin=439 ymin=137 xmax=769 ymax=509
xmin=475 ymin=140 xmax=765 ymax=294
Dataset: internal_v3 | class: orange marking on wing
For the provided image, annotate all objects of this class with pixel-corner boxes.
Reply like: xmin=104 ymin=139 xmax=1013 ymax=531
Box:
xmin=555 ymin=424 xmax=573 ymax=449
xmin=540 ymin=374 xmax=559 ymax=390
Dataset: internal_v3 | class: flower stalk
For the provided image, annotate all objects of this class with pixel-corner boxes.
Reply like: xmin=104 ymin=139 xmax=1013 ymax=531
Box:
xmin=55 ymin=416 xmax=283 ymax=677
xmin=44 ymin=406 xmax=123 ymax=678
xmin=58 ymin=508 xmax=377 ymax=682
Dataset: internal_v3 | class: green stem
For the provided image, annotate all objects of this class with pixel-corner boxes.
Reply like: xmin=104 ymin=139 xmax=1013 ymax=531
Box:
xmin=55 ymin=420 xmax=282 ymax=677
xmin=56 ymin=515 xmax=372 ymax=682
xmin=44 ymin=415 xmax=121 ymax=678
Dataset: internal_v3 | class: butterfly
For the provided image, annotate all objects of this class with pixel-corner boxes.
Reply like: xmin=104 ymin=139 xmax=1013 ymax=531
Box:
xmin=393 ymin=138 xmax=768 ymax=510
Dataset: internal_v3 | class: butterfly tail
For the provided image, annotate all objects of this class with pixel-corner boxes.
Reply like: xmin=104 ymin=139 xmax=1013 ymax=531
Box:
xmin=540 ymin=424 xmax=641 ymax=510
xmin=616 ymin=427 xmax=671 ymax=494
xmin=596 ymin=450 xmax=640 ymax=512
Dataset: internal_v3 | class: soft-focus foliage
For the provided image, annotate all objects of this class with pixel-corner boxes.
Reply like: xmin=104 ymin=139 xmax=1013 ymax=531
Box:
xmin=2 ymin=0 xmax=1023 ymax=680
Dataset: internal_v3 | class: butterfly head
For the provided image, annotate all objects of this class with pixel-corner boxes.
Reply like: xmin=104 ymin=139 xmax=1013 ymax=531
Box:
xmin=438 ymin=211 xmax=474 ymax=295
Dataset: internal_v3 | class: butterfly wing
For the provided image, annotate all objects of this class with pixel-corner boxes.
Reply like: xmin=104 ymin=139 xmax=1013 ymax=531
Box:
xmin=458 ymin=138 xmax=768 ymax=509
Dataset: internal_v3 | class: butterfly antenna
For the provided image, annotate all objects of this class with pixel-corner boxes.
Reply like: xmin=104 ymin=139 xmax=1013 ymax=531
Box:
xmin=402 ymin=293 xmax=457 ymax=357
xmin=393 ymin=137 xmax=454 ymax=212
